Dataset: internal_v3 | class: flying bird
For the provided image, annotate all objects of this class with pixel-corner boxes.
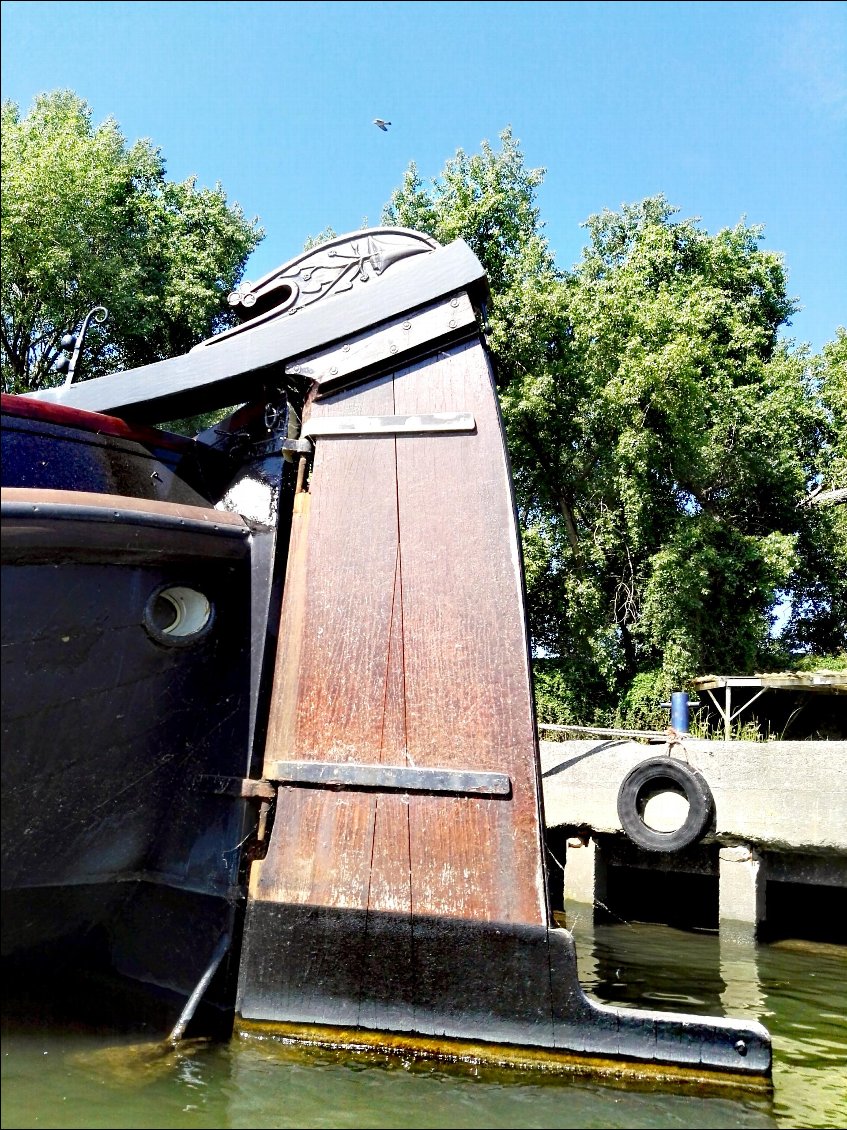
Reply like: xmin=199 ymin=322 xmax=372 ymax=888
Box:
xmin=373 ymin=118 xmax=391 ymax=131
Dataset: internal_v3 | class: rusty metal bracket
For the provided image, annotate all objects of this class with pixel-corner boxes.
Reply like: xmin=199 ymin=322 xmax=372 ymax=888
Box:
xmin=196 ymin=774 xmax=276 ymax=801
xmin=280 ymin=438 xmax=314 ymax=455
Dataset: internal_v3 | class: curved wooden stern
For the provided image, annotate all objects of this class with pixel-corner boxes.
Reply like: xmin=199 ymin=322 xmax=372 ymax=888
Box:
xmin=235 ymin=287 xmax=771 ymax=1084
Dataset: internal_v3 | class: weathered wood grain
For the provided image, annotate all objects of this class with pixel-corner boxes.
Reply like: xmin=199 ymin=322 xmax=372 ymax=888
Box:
xmin=254 ymin=373 xmax=402 ymax=918
xmin=392 ymin=341 xmax=547 ymax=926
xmin=251 ymin=332 xmax=547 ymax=934
xmin=240 ymin=296 xmax=551 ymax=1039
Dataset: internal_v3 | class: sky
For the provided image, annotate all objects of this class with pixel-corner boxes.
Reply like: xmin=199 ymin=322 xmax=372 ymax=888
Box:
xmin=2 ymin=0 xmax=845 ymax=354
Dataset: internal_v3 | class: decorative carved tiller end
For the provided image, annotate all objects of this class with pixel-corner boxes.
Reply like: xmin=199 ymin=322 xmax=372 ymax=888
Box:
xmin=225 ymin=228 xmax=439 ymax=329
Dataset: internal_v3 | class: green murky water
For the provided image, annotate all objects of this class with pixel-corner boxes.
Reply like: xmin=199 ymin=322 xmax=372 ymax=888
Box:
xmin=2 ymin=917 xmax=844 ymax=1129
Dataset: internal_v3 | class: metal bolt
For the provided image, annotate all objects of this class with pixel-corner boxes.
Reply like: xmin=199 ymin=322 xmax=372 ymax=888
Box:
xmin=342 ymin=344 xmax=350 ymax=352
xmin=734 ymin=1040 xmax=747 ymax=1056
xmin=450 ymin=297 xmax=459 ymax=307
xmin=330 ymin=366 xmax=338 ymax=375
xmin=403 ymin=321 xmax=411 ymax=330
xmin=449 ymin=320 xmax=457 ymax=329
xmin=290 ymin=365 xmax=301 ymax=374
xmin=389 ymin=344 xmax=397 ymax=354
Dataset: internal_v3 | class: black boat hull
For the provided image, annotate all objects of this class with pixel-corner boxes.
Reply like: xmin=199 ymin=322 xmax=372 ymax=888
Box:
xmin=1 ymin=394 xmax=285 ymax=1018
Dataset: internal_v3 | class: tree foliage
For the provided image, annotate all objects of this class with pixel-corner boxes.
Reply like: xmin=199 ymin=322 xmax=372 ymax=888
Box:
xmin=783 ymin=326 xmax=847 ymax=654
xmin=816 ymin=327 xmax=847 ymax=494
xmin=1 ymin=91 xmax=263 ymax=393
xmin=385 ymin=131 xmax=845 ymax=722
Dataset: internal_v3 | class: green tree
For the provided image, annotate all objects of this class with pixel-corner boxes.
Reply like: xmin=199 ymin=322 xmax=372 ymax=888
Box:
xmin=385 ymin=133 xmax=844 ymax=722
xmin=1 ymin=91 xmax=263 ymax=393
xmin=816 ymin=327 xmax=847 ymax=497
xmin=784 ymin=326 xmax=847 ymax=654
xmin=383 ymin=128 xmax=564 ymax=390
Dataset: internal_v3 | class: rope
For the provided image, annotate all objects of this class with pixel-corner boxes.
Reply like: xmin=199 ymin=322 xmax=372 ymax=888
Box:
xmin=538 ymin=723 xmax=687 ymax=742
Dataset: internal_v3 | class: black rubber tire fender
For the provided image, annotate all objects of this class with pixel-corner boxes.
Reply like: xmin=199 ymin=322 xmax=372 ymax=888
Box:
xmin=616 ymin=757 xmax=714 ymax=852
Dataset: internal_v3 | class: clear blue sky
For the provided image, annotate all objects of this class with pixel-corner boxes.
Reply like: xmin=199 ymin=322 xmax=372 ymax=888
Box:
xmin=2 ymin=0 xmax=844 ymax=353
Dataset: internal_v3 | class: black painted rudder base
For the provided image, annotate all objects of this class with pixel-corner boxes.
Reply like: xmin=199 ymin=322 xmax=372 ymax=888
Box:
xmin=235 ymin=903 xmax=771 ymax=1080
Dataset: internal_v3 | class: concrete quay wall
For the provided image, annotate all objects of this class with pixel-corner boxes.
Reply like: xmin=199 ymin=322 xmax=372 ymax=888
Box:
xmin=539 ymin=738 xmax=847 ymax=937
xmin=539 ymin=738 xmax=846 ymax=853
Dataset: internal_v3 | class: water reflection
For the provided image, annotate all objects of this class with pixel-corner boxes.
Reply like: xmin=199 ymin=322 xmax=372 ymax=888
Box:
xmin=757 ymin=938 xmax=847 ymax=1129
xmin=720 ymin=935 xmax=767 ymax=1022
xmin=2 ymin=919 xmax=845 ymax=1130
xmin=566 ymin=904 xmax=846 ymax=1130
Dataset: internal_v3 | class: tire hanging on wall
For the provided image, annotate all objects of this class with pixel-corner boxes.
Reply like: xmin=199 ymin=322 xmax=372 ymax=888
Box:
xmin=616 ymin=757 xmax=715 ymax=852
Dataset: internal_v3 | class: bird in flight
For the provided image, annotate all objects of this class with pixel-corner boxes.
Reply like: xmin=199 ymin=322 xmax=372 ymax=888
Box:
xmin=373 ymin=118 xmax=391 ymax=131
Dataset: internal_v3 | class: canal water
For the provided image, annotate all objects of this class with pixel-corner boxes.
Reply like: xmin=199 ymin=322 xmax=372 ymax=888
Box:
xmin=2 ymin=914 xmax=844 ymax=1130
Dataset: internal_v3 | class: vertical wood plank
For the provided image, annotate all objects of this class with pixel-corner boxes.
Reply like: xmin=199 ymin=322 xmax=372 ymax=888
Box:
xmin=392 ymin=341 xmax=548 ymax=927
xmin=358 ymin=556 xmax=415 ymax=1031
xmin=254 ymin=374 xmax=399 ymax=909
